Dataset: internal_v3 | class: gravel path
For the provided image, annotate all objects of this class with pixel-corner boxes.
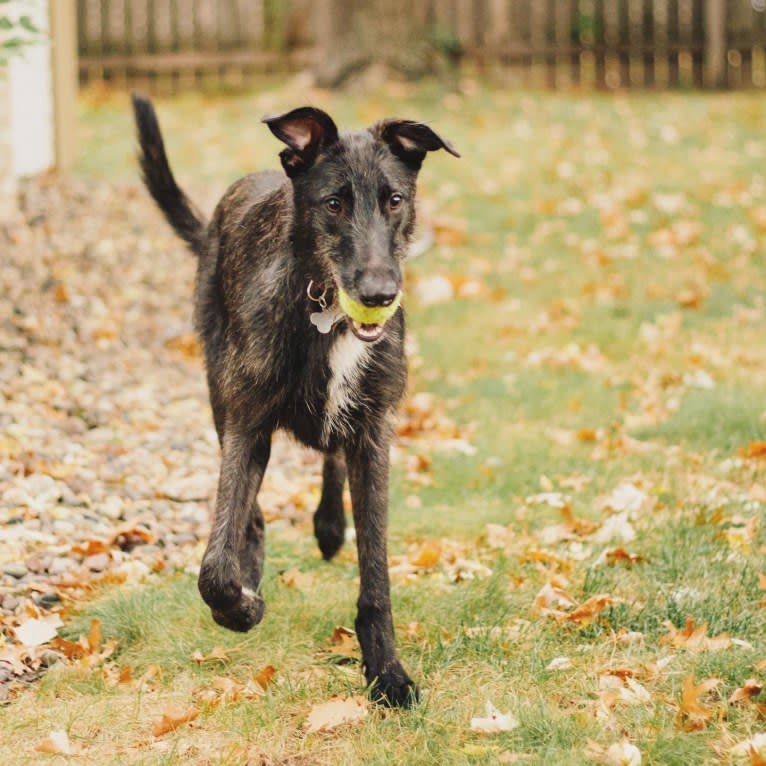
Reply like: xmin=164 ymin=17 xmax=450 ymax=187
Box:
xmin=0 ymin=176 xmax=320 ymax=698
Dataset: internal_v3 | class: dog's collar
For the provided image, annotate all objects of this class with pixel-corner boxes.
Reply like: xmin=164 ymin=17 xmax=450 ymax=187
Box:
xmin=306 ymin=279 xmax=335 ymax=310
xmin=307 ymin=279 xmax=342 ymax=334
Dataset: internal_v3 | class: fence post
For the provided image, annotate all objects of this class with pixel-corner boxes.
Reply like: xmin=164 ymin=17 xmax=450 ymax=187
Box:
xmin=704 ymin=0 xmax=727 ymax=88
xmin=50 ymin=0 xmax=78 ymax=170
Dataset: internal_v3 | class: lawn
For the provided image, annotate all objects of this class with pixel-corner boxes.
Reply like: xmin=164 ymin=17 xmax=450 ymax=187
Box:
xmin=2 ymin=76 xmax=766 ymax=764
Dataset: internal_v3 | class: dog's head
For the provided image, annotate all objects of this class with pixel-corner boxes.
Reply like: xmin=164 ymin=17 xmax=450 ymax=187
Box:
xmin=263 ymin=107 xmax=459 ymax=342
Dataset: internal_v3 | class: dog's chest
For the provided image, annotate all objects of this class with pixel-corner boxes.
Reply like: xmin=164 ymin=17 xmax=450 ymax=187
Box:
xmin=321 ymin=331 xmax=371 ymax=441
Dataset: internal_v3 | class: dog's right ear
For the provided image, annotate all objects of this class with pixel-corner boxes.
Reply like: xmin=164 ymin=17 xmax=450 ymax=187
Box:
xmin=262 ymin=107 xmax=339 ymax=177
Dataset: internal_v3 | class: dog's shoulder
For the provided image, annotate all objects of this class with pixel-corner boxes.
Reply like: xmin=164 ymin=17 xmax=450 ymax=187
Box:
xmin=213 ymin=171 xmax=291 ymax=237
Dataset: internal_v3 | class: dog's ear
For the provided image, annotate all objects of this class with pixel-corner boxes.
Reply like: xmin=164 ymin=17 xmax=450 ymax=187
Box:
xmin=375 ymin=120 xmax=460 ymax=170
xmin=262 ymin=107 xmax=339 ymax=177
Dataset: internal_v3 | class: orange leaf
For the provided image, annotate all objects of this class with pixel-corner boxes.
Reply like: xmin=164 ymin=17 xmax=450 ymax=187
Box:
xmin=676 ymin=674 xmax=722 ymax=731
xmin=739 ymin=442 xmax=766 ymax=460
xmin=254 ymin=664 xmax=277 ymax=690
xmin=560 ymin=594 xmax=617 ymax=625
xmin=88 ymin=618 xmax=102 ymax=654
xmin=118 ymin=665 xmax=133 ymax=684
xmin=409 ymin=539 xmax=442 ymax=569
xmin=151 ymin=706 xmax=200 ymax=737
xmin=605 ymin=547 xmax=644 ymax=566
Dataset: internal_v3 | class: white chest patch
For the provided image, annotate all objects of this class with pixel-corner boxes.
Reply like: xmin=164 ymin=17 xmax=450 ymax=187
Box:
xmin=322 ymin=331 xmax=371 ymax=442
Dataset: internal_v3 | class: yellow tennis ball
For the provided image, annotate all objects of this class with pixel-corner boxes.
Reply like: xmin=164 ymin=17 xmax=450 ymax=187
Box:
xmin=337 ymin=286 xmax=401 ymax=325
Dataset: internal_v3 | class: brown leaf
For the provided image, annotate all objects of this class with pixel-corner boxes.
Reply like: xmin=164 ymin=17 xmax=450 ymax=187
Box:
xmin=559 ymin=594 xmax=618 ymax=625
xmin=254 ymin=664 xmax=277 ymax=690
xmin=729 ymin=678 xmax=763 ymax=704
xmin=151 ymin=706 xmax=200 ymax=737
xmin=605 ymin=547 xmax=644 ymax=566
xmin=328 ymin=626 xmax=359 ymax=657
xmin=305 ymin=695 xmax=368 ymax=733
xmin=35 ymin=730 xmax=72 ymax=755
xmin=660 ymin=618 xmax=731 ymax=652
xmin=191 ymin=646 xmax=230 ymax=664
xmin=676 ymin=674 xmax=722 ymax=731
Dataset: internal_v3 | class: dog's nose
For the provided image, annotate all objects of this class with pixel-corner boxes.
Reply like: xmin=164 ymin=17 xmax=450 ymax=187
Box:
xmin=358 ymin=274 xmax=399 ymax=308
xmin=360 ymin=291 xmax=398 ymax=308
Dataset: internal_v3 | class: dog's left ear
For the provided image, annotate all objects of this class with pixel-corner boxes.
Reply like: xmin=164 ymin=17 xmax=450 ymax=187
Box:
xmin=375 ymin=120 xmax=460 ymax=170
xmin=262 ymin=107 xmax=339 ymax=177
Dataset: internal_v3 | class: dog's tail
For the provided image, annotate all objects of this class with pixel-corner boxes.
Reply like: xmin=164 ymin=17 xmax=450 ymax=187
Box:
xmin=131 ymin=93 xmax=207 ymax=258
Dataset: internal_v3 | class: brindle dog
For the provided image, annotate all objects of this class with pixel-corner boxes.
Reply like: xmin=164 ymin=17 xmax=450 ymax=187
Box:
xmin=131 ymin=95 xmax=458 ymax=706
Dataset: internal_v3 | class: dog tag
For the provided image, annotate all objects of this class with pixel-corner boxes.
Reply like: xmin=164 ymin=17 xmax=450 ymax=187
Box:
xmin=310 ymin=308 xmax=342 ymax=334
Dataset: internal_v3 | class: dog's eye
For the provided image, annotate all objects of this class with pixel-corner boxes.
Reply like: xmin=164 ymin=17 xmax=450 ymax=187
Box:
xmin=389 ymin=193 xmax=403 ymax=210
xmin=326 ymin=197 xmax=342 ymax=214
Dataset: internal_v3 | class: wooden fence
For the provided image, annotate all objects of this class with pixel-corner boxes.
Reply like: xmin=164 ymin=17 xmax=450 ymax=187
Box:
xmin=77 ymin=0 xmax=766 ymax=91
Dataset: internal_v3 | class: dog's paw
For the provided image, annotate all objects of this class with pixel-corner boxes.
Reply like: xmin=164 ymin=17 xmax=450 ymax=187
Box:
xmin=368 ymin=670 xmax=420 ymax=708
xmin=313 ymin=512 xmax=346 ymax=561
xmin=198 ymin=560 xmax=266 ymax=632
xmin=210 ymin=590 xmax=265 ymax=632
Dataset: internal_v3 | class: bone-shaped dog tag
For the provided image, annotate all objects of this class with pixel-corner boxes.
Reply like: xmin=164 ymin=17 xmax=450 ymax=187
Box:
xmin=310 ymin=309 xmax=342 ymax=334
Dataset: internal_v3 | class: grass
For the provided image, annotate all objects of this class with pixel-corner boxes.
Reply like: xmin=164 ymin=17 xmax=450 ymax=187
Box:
xmin=4 ymin=76 xmax=766 ymax=764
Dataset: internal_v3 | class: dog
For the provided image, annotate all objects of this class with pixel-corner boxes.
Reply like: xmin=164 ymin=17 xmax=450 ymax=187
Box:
xmin=131 ymin=94 xmax=458 ymax=707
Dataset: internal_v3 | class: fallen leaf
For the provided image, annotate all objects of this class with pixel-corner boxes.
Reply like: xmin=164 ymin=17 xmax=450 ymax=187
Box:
xmin=660 ymin=618 xmax=731 ymax=652
xmin=151 ymin=706 xmax=200 ymax=737
xmin=604 ymin=547 xmax=644 ymax=566
xmin=546 ymin=656 xmax=573 ymax=671
xmin=409 ymin=539 xmax=442 ymax=568
xmin=586 ymin=739 xmax=642 ymax=765
xmin=14 ymin=614 xmax=63 ymax=647
xmin=593 ymin=512 xmax=636 ymax=543
xmin=470 ymin=701 xmax=520 ymax=734
xmin=305 ymin=695 xmax=368 ymax=733
xmin=280 ymin=568 xmax=316 ymax=590
xmin=88 ymin=618 xmax=102 ymax=653
xmin=739 ymin=442 xmax=766 ymax=460
xmin=191 ymin=646 xmax=230 ymax=664
xmin=600 ymin=483 xmax=647 ymax=514
xmin=35 ymin=730 xmax=72 ymax=755
xmin=731 ymin=733 xmax=766 ymax=763
xmin=328 ymin=626 xmax=359 ymax=657
xmin=729 ymin=678 xmax=763 ymax=704
xmin=254 ymin=664 xmax=277 ymax=689
xmin=676 ymin=674 xmax=722 ymax=731
xmin=559 ymin=594 xmax=619 ymax=625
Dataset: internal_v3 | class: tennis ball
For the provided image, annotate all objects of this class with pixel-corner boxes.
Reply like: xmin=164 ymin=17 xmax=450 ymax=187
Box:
xmin=337 ymin=286 xmax=401 ymax=325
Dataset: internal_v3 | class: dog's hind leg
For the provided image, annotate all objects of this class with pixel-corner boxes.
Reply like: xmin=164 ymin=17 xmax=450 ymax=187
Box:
xmin=198 ymin=428 xmax=271 ymax=632
xmin=314 ymin=452 xmax=347 ymax=560
xmin=346 ymin=433 xmax=419 ymax=707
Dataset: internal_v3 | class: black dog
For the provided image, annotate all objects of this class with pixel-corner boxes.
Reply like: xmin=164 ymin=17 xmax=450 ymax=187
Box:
xmin=131 ymin=94 xmax=458 ymax=706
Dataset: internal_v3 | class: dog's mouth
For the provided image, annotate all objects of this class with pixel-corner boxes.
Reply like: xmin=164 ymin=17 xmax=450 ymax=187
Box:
xmin=347 ymin=317 xmax=386 ymax=343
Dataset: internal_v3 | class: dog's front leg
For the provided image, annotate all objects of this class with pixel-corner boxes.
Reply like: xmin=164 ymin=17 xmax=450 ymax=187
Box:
xmin=346 ymin=432 xmax=418 ymax=707
xmin=199 ymin=428 xmax=271 ymax=632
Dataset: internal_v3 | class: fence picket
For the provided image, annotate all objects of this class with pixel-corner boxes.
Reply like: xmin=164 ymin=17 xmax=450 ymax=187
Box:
xmin=76 ymin=0 xmax=766 ymax=93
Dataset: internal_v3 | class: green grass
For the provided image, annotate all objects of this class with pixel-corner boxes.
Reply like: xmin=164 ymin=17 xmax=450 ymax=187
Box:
xmin=4 ymin=78 xmax=766 ymax=765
